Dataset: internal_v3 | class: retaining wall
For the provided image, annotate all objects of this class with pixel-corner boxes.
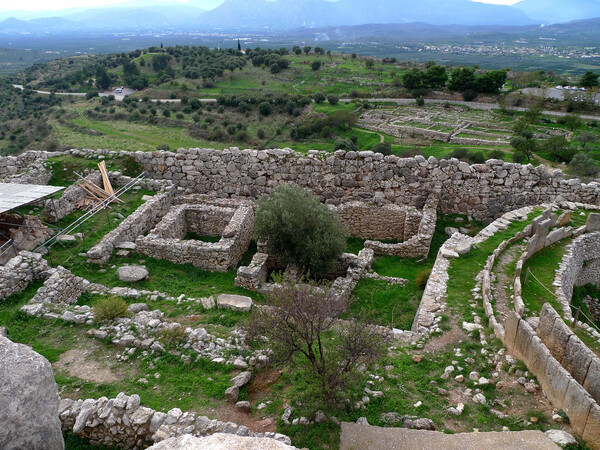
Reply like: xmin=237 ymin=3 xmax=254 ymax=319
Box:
xmin=504 ymin=311 xmax=600 ymax=447
xmin=126 ymin=148 xmax=600 ymax=222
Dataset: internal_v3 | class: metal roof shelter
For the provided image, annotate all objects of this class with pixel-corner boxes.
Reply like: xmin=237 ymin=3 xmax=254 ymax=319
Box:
xmin=0 ymin=183 xmax=64 ymax=214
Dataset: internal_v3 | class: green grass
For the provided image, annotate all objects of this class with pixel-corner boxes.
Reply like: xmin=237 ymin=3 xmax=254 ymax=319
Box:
xmin=183 ymin=231 xmax=221 ymax=243
xmin=64 ymin=248 xmax=262 ymax=302
xmin=446 ymin=209 xmax=542 ymax=322
xmin=521 ymin=240 xmax=570 ymax=317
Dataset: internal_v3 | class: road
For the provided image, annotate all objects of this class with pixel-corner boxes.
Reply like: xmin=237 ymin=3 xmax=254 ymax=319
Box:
xmin=11 ymin=84 xmax=600 ymax=120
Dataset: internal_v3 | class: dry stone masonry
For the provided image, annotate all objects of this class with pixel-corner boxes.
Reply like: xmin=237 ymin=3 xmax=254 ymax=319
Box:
xmin=128 ymin=147 xmax=600 ymax=223
xmin=59 ymin=392 xmax=292 ymax=449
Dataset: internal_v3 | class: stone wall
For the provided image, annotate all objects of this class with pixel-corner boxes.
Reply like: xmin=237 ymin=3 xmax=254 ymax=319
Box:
xmin=0 ymin=251 xmax=49 ymax=301
xmin=127 ymin=148 xmax=600 ymax=222
xmin=136 ymin=203 xmax=254 ymax=272
xmin=43 ymin=172 xmax=102 ymax=223
xmin=556 ymin=231 xmax=600 ymax=321
xmin=365 ymin=196 xmax=438 ymax=258
xmin=333 ymin=201 xmax=413 ymax=241
xmin=0 ymin=150 xmax=56 ymax=184
xmin=537 ymin=304 xmax=600 ymax=405
xmin=87 ymin=191 xmax=176 ymax=265
xmin=59 ymin=392 xmax=291 ymax=449
xmin=20 ymin=266 xmax=90 ymax=317
xmin=503 ymin=311 xmax=600 ymax=447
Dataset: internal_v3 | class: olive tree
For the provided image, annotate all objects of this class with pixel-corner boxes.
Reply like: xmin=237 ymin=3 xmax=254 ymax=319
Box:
xmin=248 ymin=279 xmax=390 ymax=403
xmin=254 ymin=184 xmax=347 ymax=277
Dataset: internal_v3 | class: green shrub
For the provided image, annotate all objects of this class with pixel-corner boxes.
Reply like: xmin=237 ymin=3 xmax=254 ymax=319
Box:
xmin=313 ymin=92 xmax=326 ymax=104
xmin=327 ymin=94 xmax=339 ymax=105
xmin=93 ymin=296 xmax=128 ymax=322
xmin=333 ymin=138 xmax=358 ymax=152
xmin=415 ymin=95 xmax=425 ymax=107
xmin=415 ymin=269 xmax=431 ymax=290
xmin=254 ymin=184 xmax=348 ymax=277
xmin=160 ymin=325 xmax=186 ymax=347
xmin=372 ymin=142 xmax=392 ymax=155
xmin=258 ymin=102 xmax=272 ymax=116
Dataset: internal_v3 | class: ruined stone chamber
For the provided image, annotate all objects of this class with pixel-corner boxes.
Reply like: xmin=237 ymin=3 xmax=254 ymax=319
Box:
xmin=135 ymin=202 xmax=254 ymax=272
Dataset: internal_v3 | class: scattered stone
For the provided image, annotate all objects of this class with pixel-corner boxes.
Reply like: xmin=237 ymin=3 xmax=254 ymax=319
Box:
xmin=128 ymin=303 xmax=150 ymax=314
xmin=545 ymin=430 xmax=577 ymax=446
xmin=225 ymin=386 xmax=239 ymax=403
xmin=356 ymin=417 xmax=369 ymax=426
xmin=473 ymin=393 xmax=487 ymax=405
xmin=117 ymin=265 xmax=149 ymax=282
xmin=455 ymin=375 xmax=464 ymax=382
xmin=236 ymin=401 xmax=251 ymax=413
xmin=469 ymin=371 xmax=480 ymax=381
xmin=412 ymin=355 xmax=423 ymax=363
xmin=314 ymin=411 xmax=326 ymax=423
xmin=57 ymin=234 xmax=77 ymax=244
xmin=217 ymin=294 xmax=252 ymax=312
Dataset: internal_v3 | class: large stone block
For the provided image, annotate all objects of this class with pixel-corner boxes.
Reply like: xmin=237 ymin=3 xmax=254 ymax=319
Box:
xmin=541 ymin=356 xmax=570 ymax=406
xmin=583 ymin=358 xmax=600 ymax=404
xmin=563 ymin=338 xmax=594 ymax=386
xmin=525 ymin=335 xmax=550 ymax=379
xmin=513 ymin=318 xmax=535 ymax=361
xmin=582 ymin=403 xmax=600 ymax=450
xmin=503 ymin=312 xmax=520 ymax=354
xmin=586 ymin=213 xmax=600 ymax=232
xmin=536 ymin=303 xmax=558 ymax=342
xmin=546 ymin=317 xmax=573 ymax=363
xmin=217 ymin=294 xmax=252 ymax=312
xmin=0 ymin=336 xmax=64 ymax=450
xmin=563 ymin=378 xmax=593 ymax=436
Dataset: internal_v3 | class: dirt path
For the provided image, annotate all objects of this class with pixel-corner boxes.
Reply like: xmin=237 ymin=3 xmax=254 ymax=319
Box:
xmin=491 ymin=242 xmax=525 ymax=326
xmin=356 ymin=127 xmax=385 ymax=143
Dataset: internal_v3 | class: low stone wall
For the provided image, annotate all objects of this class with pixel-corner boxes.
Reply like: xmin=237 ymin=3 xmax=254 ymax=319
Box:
xmin=333 ymin=201 xmax=415 ymax=241
xmin=0 ymin=251 xmax=49 ymax=301
xmin=87 ymin=191 xmax=175 ymax=265
xmin=20 ymin=267 xmax=90 ymax=317
xmin=136 ymin=203 xmax=254 ymax=272
xmin=0 ymin=150 xmax=57 ymax=184
xmin=59 ymin=393 xmax=291 ymax=449
xmin=413 ymin=205 xmax=535 ymax=335
xmin=504 ymin=311 xmax=600 ymax=447
xmin=537 ymin=304 xmax=600 ymax=405
xmin=555 ymin=231 xmax=600 ymax=321
xmin=43 ymin=172 xmax=102 ymax=223
xmin=365 ymin=196 xmax=438 ymax=258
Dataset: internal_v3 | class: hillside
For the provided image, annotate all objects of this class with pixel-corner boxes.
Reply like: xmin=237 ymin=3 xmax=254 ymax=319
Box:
xmin=197 ymin=0 xmax=535 ymax=29
xmin=514 ymin=0 xmax=600 ymax=24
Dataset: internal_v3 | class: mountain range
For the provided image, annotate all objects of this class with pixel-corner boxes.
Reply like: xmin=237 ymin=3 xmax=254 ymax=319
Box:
xmin=0 ymin=0 xmax=598 ymax=33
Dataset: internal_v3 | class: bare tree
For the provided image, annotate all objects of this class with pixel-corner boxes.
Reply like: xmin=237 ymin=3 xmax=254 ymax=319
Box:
xmin=248 ymin=279 xmax=390 ymax=403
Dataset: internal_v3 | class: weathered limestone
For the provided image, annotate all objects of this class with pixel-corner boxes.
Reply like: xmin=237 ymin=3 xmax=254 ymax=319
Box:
xmin=125 ymin=147 xmax=600 ymax=222
xmin=136 ymin=202 xmax=254 ymax=272
xmin=87 ymin=191 xmax=176 ymax=265
xmin=147 ymin=433 xmax=297 ymax=450
xmin=117 ymin=265 xmax=149 ymax=282
xmin=217 ymin=294 xmax=253 ymax=312
xmin=0 ymin=336 xmax=64 ymax=450
xmin=59 ymin=393 xmax=291 ymax=448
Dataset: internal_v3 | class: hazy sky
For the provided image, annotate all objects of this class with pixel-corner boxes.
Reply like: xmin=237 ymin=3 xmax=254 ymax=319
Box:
xmin=0 ymin=0 xmax=521 ymax=12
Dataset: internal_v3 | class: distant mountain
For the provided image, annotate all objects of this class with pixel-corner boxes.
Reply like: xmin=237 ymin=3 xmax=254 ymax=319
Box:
xmin=196 ymin=0 xmax=535 ymax=29
xmin=514 ymin=0 xmax=600 ymax=24
xmin=287 ymin=17 xmax=600 ymax=47
xmin=0 ymin=3 xmax=207 ymax=33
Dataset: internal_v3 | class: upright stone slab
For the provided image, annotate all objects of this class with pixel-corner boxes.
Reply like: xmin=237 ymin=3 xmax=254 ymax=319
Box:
xmin=587 ymin=213 xmax=600 ymax=232
xmin=0 ymin=336 xmax=64 ymax=450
